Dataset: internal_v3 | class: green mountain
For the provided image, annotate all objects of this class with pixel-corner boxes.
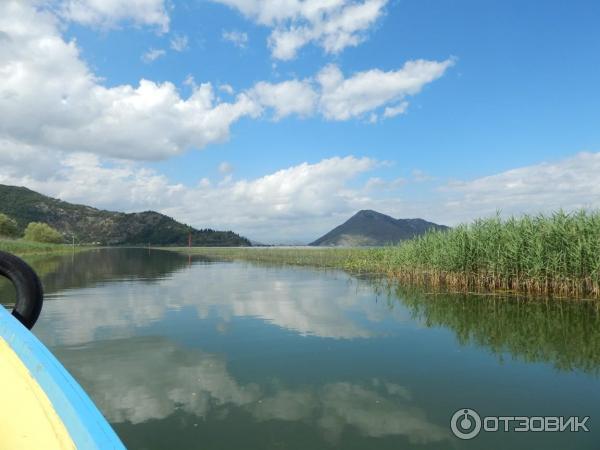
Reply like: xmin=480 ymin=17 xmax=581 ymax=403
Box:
xmin=0 ymin=184 xmax=250 ymax=246
xmin=310 ymin=210 xmax=448 ymax=246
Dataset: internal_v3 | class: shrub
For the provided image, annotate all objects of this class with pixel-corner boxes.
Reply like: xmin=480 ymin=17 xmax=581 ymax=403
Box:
xmin=23 ymin=222 xmax=63 ymax=244
xmin=0 ymin=213 xmax=18 ymax=238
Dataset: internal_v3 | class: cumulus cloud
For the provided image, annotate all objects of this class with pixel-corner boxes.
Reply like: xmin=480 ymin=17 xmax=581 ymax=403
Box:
xmin=222 ymin=29 xmax=249 ymax=48
xmin=58 ymin=0 xmax=170 ymax=32
xmin=162 ymin=156 xmax=381 ymax=241
xmin=7 ymin=150 xmax=599 ymax=242
xmin=0 ymin=1 xmax=262 ymax=161
xmin=249 ymin=80 xmax=319 ymax=119
xmin=441 ymin=151 xmax=600 ymax=224
xmin=248 ymin=60 xmax=452 ymax=121
xmin=0 ymin=2 xmax=450 ymax=163
xmin=0 ymin=151 xmax=184 ymax=212
xmin=317 ymin=60 xmax=454 ymax=120
xmin=4 ymin=131 xmax=596 ymax=242
xmin=213 ymin=0 xmax=388 ymax=60
xmin=0 ymin=153 xmax=381 ymax=241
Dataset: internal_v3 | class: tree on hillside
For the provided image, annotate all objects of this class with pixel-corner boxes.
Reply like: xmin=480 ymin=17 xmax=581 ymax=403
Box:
xmin=23 ymin=222 xmax=63 ymax=244
xmin=0 ymin=213 xmax=18 ymax=237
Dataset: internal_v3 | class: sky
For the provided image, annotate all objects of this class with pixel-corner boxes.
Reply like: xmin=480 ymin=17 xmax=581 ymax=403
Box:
xmin=0 ymin=0 xmax=599 ymax=243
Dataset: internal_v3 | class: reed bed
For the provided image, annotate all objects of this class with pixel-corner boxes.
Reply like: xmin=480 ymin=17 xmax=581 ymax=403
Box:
xmin=169 ymin=210 xmax=600 ymax=299
xmin=366 ymin=211 xmax=600 ymax=298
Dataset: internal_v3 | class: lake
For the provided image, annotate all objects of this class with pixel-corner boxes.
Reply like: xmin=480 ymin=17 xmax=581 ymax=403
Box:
xmin=1 ymin=248 xmax=599 ymax=449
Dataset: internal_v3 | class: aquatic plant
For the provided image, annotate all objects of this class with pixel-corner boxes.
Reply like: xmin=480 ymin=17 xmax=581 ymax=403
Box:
xmin=363 ymin=211 xmax=600 ymax=298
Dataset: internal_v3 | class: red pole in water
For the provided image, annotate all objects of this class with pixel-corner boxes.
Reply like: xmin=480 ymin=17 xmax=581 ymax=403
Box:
xmin=188 ymin=232 xmax=192 ymax=267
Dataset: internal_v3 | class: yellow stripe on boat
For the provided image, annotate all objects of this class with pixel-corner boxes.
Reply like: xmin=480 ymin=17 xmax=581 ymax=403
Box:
xmin=0 ymin=307 xmax=125 ymax=449
xmin=0 ymin=337 xmax=76 ymax=449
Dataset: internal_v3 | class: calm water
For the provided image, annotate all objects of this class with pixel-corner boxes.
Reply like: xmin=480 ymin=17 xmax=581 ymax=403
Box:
xmin=2 ymin=248 xmax=600 ymax=449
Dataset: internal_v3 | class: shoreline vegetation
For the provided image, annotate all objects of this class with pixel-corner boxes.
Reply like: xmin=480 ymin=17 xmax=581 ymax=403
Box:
xmin=166 ymin=211 xmax=600 ymax=300
xmin=0 ymin=239 xmax=87 ymax=257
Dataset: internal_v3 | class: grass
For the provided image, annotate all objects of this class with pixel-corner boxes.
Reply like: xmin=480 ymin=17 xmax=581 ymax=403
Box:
xmin=167 ymin=210 xmax=600 ymax=299
xmin=0 ymin=238 xmax=87 ymax=257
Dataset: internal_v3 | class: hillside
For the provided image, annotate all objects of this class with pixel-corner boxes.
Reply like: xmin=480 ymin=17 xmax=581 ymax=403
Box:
xmin=0 ymin=184 xmax=250 ymax=246
xmin=310 ymin=210 xmax=448 ymax=246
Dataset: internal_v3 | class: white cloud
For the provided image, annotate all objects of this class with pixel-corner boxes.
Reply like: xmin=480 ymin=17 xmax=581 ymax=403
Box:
xmin=58 ymin=0 xmax=170 ymax=32
xmin=441 ymin=151 xmax=600 ymax=224
xmin=0 ymin=3 xmax=450 ymax=164
xmin=317 ymin=60 xmax=454 ymax=120
xmin=222 ymin=29 xmax=249 ymax=48
xmin=0 ymin=152 xmax=378 ymax=241
xmin=213 ymin=0 xmax=388 ymax=60
xmin=383 ymin=101 xmax=408 ymax=119
xmin=248 ymin=60 xmax=452 ymax=121
xmin=249 ymin=80 xmax=318 ymax=119
xmin=141 ymin=47 xmax=166 ymax=62
xmin=166 ymin=156 xmax=378 ymax=240
xmin=2 ymin=142 xmax=598 ymax=242
xmin=219 ymin=84 xmax=235 ymax=95
xmin=169 ymin=33 xmax=189 ymax=52
xmin=0 ymin=4 xmax=458 ymax=243
xmin=0 ymin=151 xmax=184 ymax=212
xmin=0 ymin=1 xmax=260 ymax=161
xmin=355 ymin=152 xmax=600 ymax=227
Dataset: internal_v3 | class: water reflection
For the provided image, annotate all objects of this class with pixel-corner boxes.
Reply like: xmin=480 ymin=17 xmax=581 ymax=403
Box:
xmin=54 ymin=337 xmax=448 ymax=445
xmin=386 ymin=285 xmax=600 ymax=374
xmin=34 ymin=257 xmax=414 ymax=346
xmin=0 ymin=249 xmax=191 ymax=306
xmin=8 ymin=248 xmax=600 ymax=375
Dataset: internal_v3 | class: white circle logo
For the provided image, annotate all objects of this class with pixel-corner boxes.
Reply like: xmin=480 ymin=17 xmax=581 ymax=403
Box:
xmin=451 ymin=408 xmax=482 ymax=440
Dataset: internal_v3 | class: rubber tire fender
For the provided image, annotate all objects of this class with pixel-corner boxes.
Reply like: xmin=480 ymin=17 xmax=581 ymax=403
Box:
xmin=0 ymin=251 xmax=44 ymax=329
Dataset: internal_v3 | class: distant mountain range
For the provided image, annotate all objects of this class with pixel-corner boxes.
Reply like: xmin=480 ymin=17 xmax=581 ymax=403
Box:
xmin=310 ymin=210 xmax=448 ymax=246
xmin=0 ymin=184 xmax=250 ymax=246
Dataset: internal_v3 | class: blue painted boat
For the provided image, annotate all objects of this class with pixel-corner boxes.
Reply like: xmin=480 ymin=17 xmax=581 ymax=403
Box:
xmin=0 ymin=251 xmax=125 ymax=449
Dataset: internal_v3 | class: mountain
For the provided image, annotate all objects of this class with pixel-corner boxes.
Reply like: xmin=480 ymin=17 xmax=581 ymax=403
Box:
xmin=0 ymin=184 xmax=250 ymax=246
xmin=310 ymin=210 xmax=448 ymax=246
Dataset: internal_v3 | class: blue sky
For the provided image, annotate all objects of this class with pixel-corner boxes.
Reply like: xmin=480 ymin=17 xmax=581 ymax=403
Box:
xmin=0 ymin=0 xmax=599 ymax=242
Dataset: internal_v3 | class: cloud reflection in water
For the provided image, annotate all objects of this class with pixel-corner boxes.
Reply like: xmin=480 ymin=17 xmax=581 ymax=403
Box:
xmin=56 ymin=337 xmax=448 ymax=445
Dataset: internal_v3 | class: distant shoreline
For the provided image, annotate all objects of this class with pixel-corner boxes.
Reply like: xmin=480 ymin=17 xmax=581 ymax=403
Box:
xmin=161 ymin=211 xmax=600 ymax=300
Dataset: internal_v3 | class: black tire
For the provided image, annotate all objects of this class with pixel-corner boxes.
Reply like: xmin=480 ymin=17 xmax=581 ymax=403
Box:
xmin=0 ymin=251 xmax=44 ymax=329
